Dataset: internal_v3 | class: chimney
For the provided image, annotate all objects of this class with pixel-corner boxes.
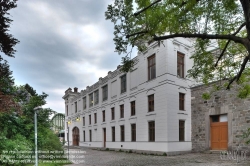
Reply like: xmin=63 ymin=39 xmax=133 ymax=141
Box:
xmin=74 ymin=87 xmax=78 ymax=93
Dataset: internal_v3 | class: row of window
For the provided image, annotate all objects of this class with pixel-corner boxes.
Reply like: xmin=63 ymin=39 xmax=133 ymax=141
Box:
xmin=82 ymin=120 xmax=185 ymax=142
xmin=69 ymin=76 xmax=126 ymax=115
xmin=67 ymin=93 xmax=186 ymax=116
xmin=82 ymin=101 xmax=136 ymax=126
xmin=67 ymin=52 xmax=185 ymax=116
xmin=147 ymin=52 xmax=185 ymax=80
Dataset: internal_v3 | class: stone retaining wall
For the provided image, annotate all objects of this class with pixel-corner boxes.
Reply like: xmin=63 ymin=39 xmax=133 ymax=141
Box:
xmin=191 ymin=83 xmax=250 ymax=152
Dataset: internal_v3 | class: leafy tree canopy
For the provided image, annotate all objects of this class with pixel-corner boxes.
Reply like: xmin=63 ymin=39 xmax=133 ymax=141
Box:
xmin=0 ymin=57 xmax=20 ymax=113
xmin=0 ymin=0 xmax=19 ymax=58
xmin=106 ymin=0 xmax=250 ymax=98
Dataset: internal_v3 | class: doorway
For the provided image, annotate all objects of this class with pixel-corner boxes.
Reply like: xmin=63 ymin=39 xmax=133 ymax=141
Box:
xmin=72 ymin=127 xmax=79 ymax=146
xmin=210 ymin=115 xmax=228 ymax=150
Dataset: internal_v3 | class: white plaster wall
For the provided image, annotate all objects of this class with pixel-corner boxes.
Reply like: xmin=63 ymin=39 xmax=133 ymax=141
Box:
xmin=64 ymin=38 xmax=194 ymax=152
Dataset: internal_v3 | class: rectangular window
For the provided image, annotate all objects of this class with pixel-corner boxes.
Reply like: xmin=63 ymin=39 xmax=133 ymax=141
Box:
xmin=102 ymin=110 xmax=105 ymax=122
xmin=131 ymin=101 xmax=136 ymax=116
xmin=83 ymin=117 xmax=85 ymax=126
xmin=111 ymin=107 xmax=115 ymax=120
xmin=83 ymin=97 xmax=86 ymax=109
xmin=75 ymin=102 xmax=77 ymax=113
xmin=89 ymin=130 xmax=92 ymax=142
xmin=66 ymin=105 xmax=68 ymax=116
xmin=179 ymin=93 xmax=185 ymax=110
xmin=94 ymin=113 xmax=97 ymax=124
xmin=177 ymin=52 xmax=185 ymax=78
xmin=148 ymin=54 xmax=156 ymax=80
xmin=179 ymin=120 xmax=185 ymax=141
xmin=120 ymin=105 xmax=124 ymax=118
xmin=94 ymin=90 xmax=99 ymax=105
xmin=120 ymin=125 xmax=125 ymax=142
xmin=120 ymin=74 xmax=126 ymax=93
xmin=102 ymin=85 xmax=108 ymax=101
xmin=83 ymin=131 xmax=85 ymax=142
xmin=148 ymin=94 xmax=154 ymax=112
xmin=149 ymin=121 xmax=155 ymax=142
xmin=89 ymin=93 xmax=93 ymax=107
xmin=131 ymin=124 xmax=136 ymax=142
xmin=112 ymin=127 xmax=115 ymax=142
xmin=89 ymin=115 xmax=91 ymax=125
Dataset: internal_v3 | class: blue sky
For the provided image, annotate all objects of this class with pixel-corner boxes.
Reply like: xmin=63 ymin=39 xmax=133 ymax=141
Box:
xmin=5 ymin=0 xmax=136 ymax=113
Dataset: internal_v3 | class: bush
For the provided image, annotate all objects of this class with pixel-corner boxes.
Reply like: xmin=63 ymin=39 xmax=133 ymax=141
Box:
xmin=38 ymin=128 xmax=63 ymax=152
xmin=0 ymin=134 xmax=32 ymax=166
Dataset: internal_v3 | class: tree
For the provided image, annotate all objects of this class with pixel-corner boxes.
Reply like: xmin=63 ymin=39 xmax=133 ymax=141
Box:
xmin=105 ymin=0 xmax=250 ymax=97
xmin=0 ymin=57 xmax=20 ymax=113
xmin=0 ymin=0 xmax=20 ymax=113
xmin=0 ymin=0 xmax=19 ymax=58
xmin=0 ymin=85 xmax=63 ymax=166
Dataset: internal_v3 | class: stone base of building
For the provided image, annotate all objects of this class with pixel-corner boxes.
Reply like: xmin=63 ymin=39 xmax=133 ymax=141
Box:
xmin=66 ymin=141 xmax=192 ymax=156
xmin=66 ymin=145 xmax=191 ymax=156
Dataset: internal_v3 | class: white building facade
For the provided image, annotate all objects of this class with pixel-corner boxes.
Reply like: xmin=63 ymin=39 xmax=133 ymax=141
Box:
xmin=63 ymin=38 xmax=194 ymax=153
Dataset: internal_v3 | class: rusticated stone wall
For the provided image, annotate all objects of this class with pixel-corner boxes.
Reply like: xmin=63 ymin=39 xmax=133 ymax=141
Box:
xmin=191 ymin=83 xmax=250 ymax=152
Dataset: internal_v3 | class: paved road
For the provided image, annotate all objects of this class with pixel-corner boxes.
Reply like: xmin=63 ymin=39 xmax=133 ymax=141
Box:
xmin=64 ymin=147 xmax=250 ymax=166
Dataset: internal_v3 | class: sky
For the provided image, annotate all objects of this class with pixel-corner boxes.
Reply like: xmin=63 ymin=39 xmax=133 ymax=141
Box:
xmin=5 ymin=0 xmax=136 ymax=113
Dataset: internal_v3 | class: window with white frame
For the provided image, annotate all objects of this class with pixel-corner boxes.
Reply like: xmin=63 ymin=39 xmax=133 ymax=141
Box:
xmin=89 ymin=93 xmax=93 ymax=107
xmin=120 ymin=74 xmax=126 ymax=93
xmin=83 ymin=97 xmax=86 ymax=109
xmin=102 ymin=85 xmax=108 ymax=101
xmin=94 ymin=90 xmax=99 ymax=105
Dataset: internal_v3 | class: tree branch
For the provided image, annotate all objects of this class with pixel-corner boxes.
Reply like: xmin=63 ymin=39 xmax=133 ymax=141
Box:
xmin=153 ymin=33 xmax=244 ymax=44
xmin=214 ymin=22 xmax=246 ymax=67
xmin=134 ymin=0 xmax=162 ymax=17
xmin=214 ymin=40 xmax=231 ymax=67
xmin=226 ymin=54 xmax=250 ymax=89
xmin=126 ymin=30 xmax=148 ymax=38
xmin=236 ymin=55 xmax=250 ymax=81
xmin=233 ymin=22 xmax=247 ymax=35
xmin=239 ymin=0 xmax=250 ymax=39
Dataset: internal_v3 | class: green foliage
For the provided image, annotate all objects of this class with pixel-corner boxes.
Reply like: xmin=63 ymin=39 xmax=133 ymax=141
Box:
xmin=0 ymin=134 xmax=32 ymax=152
xmin=0 ymin=84 xmax=62 ymax=166
xmin=106 ymin=0 xmax=243 ymax=53
xmin=240 ymin=128 xmax=250 ymax=145
xmin=0 ymin=57 xmax=14 ymax=94
xmin=0 ymin=0 xmax=19 ymax=58
xmin=202 ymin=93 xmax=211 ymax=100
xmin=120 ymin=56 xmax=134 ymax=72
xmin=106 ymin=0 xmax=250 ymax=96
xmin=37 ymin=128 xmax=63 ymax=151
xmin=24 ymin=84 xmax=37 ymax=96
xmin=238 ymin=84 xmax=250 ymax=99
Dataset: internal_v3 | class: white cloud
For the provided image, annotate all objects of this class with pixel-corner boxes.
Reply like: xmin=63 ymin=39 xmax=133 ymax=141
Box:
xmin=7 ymin=0 xmax=123 ymax=113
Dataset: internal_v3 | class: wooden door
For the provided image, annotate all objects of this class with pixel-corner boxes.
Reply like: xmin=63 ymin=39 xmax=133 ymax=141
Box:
xmin=72 ymin=127 xmax=79 ymax=146
xmin=103 ymin=128 xmax=106 ymax=147
xmin=211 ymin=122 xmax=228 ymax=150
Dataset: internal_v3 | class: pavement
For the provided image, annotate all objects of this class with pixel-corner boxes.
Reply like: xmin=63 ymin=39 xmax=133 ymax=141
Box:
xmin=64 ymin=146 xmax=250 ymax=166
